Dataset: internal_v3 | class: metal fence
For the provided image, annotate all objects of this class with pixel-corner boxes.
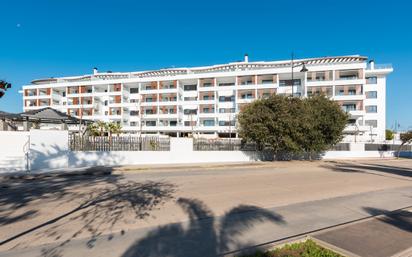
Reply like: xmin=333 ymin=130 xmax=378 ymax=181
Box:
xmin=69 ymin=135 xmax=170 ymax=151
xmin=364 ymin=143 xmax=412 ymax=151
xmin=193 ymin=138 xmax=258 ymax=151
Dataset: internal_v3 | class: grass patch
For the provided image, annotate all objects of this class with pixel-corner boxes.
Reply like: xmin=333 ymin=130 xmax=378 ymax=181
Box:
xmin=240 ymin=239 xmax=344 ymax=257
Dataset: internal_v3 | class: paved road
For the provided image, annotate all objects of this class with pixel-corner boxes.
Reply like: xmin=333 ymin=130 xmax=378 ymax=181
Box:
xmin=0 ymin=159 xmax=411 ymax=257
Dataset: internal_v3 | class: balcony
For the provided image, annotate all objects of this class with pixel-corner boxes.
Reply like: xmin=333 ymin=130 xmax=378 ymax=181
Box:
xmin=336 ymin=69 xmax=363 ymax=81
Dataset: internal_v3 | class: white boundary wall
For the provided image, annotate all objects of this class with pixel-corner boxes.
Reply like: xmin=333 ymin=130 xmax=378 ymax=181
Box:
xmin=0 ymin=131 xmax=30 ymax=173
xmin=0 ymin=130 xmax=410 ymax=174
xmin=69 ymin=138 xmax=260 ymax=167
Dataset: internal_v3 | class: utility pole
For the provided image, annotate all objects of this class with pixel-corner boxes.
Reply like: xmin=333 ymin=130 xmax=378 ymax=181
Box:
xmin=291 ymin=52 xmax=294 ymax=97
xmin=228 ymin=112 xmax=232 ymax=150
xmin=138 ymin=94 xmax=143 ymax=150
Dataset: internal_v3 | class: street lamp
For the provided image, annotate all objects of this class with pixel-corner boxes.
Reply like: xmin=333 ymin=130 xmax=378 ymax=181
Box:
xmin=290 ymin=52 xmax=308 ymax=97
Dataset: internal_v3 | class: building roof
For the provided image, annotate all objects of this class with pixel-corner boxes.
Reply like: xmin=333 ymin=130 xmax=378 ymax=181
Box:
xmin=0 ymin=107 xmax=91 ymax=124
xmin=30 ymin=55 xmax=369 ymax=85
xmin=0 ymin=111 xmax=20 ymax=119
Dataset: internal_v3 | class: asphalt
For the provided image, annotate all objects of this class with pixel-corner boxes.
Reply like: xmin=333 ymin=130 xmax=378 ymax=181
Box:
xmin=1 ymin=159 xmax=412 ymax=257
xmin=1 ymin=185 xmax=412 ymax=257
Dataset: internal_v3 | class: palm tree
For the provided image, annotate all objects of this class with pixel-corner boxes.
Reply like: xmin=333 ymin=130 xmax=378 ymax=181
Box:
xmin=96 ymin=121 xmax=107 ymax=136
xmin=107 ymin=122 xmax=122 ymax=137
xmin=87 ymin=123 xmax=100 ymax=137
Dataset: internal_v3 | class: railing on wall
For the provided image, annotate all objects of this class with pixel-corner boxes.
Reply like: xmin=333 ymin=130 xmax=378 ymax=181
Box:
xmin=329 ymin=143 xmax=350 ymax=151
xmin=364 ymin=144 xmax=412 ymax=151
xmin=193 ymin=138 xmax=258 ymax=151
xmin=69 ymin=135 xmax=170 ymax=151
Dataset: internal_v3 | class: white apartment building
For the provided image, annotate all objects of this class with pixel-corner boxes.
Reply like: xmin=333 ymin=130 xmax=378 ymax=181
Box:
xmin=21 ymin=55 xmax=392 ymax=142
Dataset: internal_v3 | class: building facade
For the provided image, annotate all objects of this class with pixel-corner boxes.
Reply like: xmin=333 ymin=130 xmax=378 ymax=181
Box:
xmin=21 ymin=55 xmax=392 ymax=142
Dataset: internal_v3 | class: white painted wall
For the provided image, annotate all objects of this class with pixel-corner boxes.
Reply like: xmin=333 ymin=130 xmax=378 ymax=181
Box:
xmin=0 ymin=131 xmax=30 ymax=173
xmin=0 ymin=131 xmax=410 ymax=174
xmin=29 ymin=130 xmax=69 ymax=171
xmin=68 ymin=138 xmax=261 ymax=168
xmin=322 ymin=151 xmax=396 ymax=159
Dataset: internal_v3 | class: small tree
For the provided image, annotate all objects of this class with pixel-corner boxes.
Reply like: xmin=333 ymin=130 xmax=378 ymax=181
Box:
xmin=385 ymin=129 xmax=394 ymax=141
xmin=397 ymin=131 xmax=412 ymax=158
xmin=0 ymin=80 xmax=12 ymax=98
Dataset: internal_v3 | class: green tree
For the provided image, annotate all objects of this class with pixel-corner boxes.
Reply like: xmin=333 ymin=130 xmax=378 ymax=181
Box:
xmin=238 ymin=95 xmax=302 ymax=153
xmin=397 ymin=130 xmax=412 ymax=158
xmin=302 ymin=95 xmax=348 ymax=157
xmin=0 ymin=80 xmax=12 ymax=98
xmin=385 ymin=129 xmax=394 ymax=141
xmin=238 ymin=95 xmax=348 ymax=159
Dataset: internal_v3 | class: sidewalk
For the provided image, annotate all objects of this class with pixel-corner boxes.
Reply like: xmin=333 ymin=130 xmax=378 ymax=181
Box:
xmin=312 ymin=208 xmax=412 ymax=257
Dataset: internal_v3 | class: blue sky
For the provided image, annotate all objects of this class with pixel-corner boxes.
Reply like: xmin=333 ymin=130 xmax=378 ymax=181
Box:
xmin=0 ymin=0 xmax=411 ymax=129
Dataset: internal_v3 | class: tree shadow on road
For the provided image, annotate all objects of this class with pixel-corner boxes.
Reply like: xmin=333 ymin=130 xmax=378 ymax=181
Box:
xmin=363 ymin=207 xmax=412 ymax=233
xmin=0 ymin=166 xmax=117 ymax=228
xmin=121 ymin=198 xmax=285 ymax=257
xmin=0 ymin=169 xmax=177 ymax=257
xmin=321 ymin=161 xmax=412 ymax=180
xmin=37 ymin=179 xmax=176 ymax=257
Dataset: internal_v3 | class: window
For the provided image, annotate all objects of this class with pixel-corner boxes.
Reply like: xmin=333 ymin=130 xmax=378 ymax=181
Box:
xmin=365 ymin=120 xmax=378 ymax=128
xmin=184 ymin=121 xmax=196 ymax=126
xmin=279 ymin=79 xmax=301 ymax=87
xmin=218 ymin=82 xmax=235 ymax=87
xmin=130 ymin=88 xmax=139 ymax=94
xmin=366 ymin=91 xmax=377 ymax=99
xmin=184 ymin=109 xmax=197 ymax=115
xmin=219 ymin=96 xmax=234 ymax=102
xmin=184 ymin=97 xmax=197 ymax=101
xmin=366 ymin=76 xmax=377 ymax=84
xmin=348 ymin=89 xmax=356 ymax=95
xmin=203 ymin=120 xmax=215 ymax=126
xmin=261 ymin=79 xmax=273 ymax=84
xmin=145 ymin=121 xmax=156 ymax=126
xmin=62 ymin=92 xmax=66 ymax=97
xmin=342 ymin=104 xmax=356 ymax=112
xmin=203 ymin=95 xmax=210 ymax=100
xmin=184 ymin=84 xmax=197 ymax=91
xmin=219 ymin=120 xmax=236 ymax=126
xmin=241 ymin=93 xmax=254 ymax=99
xmin=104 ymin=100 xmax=108 ymax=106
xmin=202 ymin=82 xmax=212 ymax=87
xmin=170 ymin=121 xmax=177 ymax=126
xmin=130 ymin=111 xmax=139 ymax=116
xmin=130 ymin=122 xmax=137 ymax=126
xmin=365 ymin=105 xmax=377 ymax=113
xmin=145 ymin=109 xmax=155 ymax=114
xmin=219 ymin=108 xmax=235 ymax=113
xmin=145 ymin=97 xmax=153 ymax=102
